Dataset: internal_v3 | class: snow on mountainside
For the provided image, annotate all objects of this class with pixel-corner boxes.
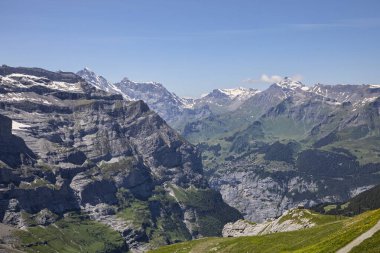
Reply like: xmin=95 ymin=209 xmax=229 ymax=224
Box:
xmin=215 ymin=87 xmax=260 ymax=100
xmin=310 ymin=83 xmax=380 ymax=107
xmin=114 ymin=77 xmax=187 ymax=107
xmin=77 ymin=68 xmax=191 ymax=123
xmin=201 ymin=87 xmax=260 ymax=102
xmin=0 ymin=73 xmax=82 ymax=93
xmin=0 ymin=71 xmax=84 ymax=105
xmin=77 ymin=68 xmax=380 ymax=130
xmin=192 ymin=87 xmax=261 ymax=112
xmin=77 ymin=68 xmax=260 ymax=109
xmin=77 ymin=68 xmax=260 ymax=124
xmin=76 ymin=67 xmax=117 ymax=93
xmin=275 ymin=77 xmax=308 ymax=90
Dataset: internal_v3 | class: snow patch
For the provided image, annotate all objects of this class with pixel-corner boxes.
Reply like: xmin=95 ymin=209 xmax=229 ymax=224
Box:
xmin=275 ymin=77 xmax=305 ymax=90
xmin=12 ymin=121 xmax=30 ymax=131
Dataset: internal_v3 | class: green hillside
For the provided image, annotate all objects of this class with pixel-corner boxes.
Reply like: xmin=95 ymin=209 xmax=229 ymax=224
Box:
xmin=14 ymin=213 xmax=127 ymax=253
xmin=150 ymin=209 xmax=380 ymax=253
xmin=350 ymin=230 xmax=380 ymax=253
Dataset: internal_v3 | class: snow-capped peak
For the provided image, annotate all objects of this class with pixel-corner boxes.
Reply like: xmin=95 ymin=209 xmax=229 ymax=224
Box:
xmin=119 ymin=77 xmax=164 ymax=90
xmin=217 ymin=87 xmax=259 ymax=99
xmin=205 ymin=87 xmax=260 ymax=100
xmin=77 ymin=68 xmax=114 ymax=92
xmin=275 ymin=77 xmax=306 ymax=90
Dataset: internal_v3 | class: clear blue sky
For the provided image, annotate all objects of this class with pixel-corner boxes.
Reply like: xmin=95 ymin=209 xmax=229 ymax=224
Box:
xmin=1 ymin=0 xmax=380 ymax=97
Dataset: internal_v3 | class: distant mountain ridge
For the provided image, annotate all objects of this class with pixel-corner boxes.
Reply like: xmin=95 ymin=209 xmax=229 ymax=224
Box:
xmin=77 ymin=68 xmax=380 ymax=131
xmin=77 ymin=67 xmax=380 ymax=222
xmin=77 ymin=68 xmax=262 ymax=126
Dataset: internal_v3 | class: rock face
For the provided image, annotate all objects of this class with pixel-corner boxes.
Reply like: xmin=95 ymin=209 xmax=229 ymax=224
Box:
xmin=222 ymin=208 xmax=316 ymax=237
xmin=209 ymin=166 xmax=325 ymax=222
xmin=0 ymin=65 xmax=241 ymax=251
xmin=201 ymin=79 xmax=380 ymax=222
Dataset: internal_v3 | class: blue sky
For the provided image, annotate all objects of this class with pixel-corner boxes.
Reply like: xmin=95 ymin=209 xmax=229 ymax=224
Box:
xmin=1 ymin=0 xmax=380 ymax=97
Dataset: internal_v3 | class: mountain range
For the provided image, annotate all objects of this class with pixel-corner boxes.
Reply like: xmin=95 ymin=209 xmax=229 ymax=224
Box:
xmin=0 ymin=65 xmax=379 ymax=252
xmin=78 ymin=68 xmax=380 ymax=222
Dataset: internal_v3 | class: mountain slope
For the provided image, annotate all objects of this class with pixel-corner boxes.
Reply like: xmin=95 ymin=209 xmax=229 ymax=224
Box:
xmin=77 ymin=68 xmax=380 ymax=224
xmin=0 ymin=66 xmax=241 ymax=252
xmin=76 ymin=67 xmax=118 ymax=93
xmin=190 ymin=78 xmax=380 ymax=222
xmin=151 ymin=208 xmax=380 ymax=253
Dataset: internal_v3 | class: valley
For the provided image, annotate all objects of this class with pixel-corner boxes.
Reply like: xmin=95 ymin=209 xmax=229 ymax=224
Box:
xmin=0 ymin=65 xmax=379 ymax=252
xmin=78 ymin=68 xmax=380 ymax=222
xmin=2 ymin=1 xmax=380 ymax=252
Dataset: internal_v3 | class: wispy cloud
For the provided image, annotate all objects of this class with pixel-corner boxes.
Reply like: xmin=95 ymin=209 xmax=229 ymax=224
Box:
xmin=290 ymin=18 xmax=380 ymax=31
xmin=74 ymin=17 xmax=380 ymax=44
xmin=243 ymin=74 xmax=303 ymax=84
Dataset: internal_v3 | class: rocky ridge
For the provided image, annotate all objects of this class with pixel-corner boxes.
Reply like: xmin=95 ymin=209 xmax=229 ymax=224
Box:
xmin=77 ymin=68 xmax=260 ymax=128
xmin=222 ymin=208 xmax=316 ymax=237
xmin=0 ymin=65 xmax=241 ymax=252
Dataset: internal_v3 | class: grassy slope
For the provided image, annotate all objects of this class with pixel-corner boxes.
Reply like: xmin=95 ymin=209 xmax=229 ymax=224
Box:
xmin=350 ymin=230 xmax=380 ymax=253
xmin=150 ymin=209 xmax=380 ymax=253
xmin=14 ymin=213 xmax=127 ymax=253
xmin=277 ymin=209 xmax=339 ymax=226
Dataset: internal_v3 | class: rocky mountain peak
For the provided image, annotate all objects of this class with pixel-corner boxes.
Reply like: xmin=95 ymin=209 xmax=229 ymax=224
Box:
xmin=275 ymin=77 xmax=306 ymax=90
xmin=207 ymin=87 xmax=259 ymax=100
xmin=119 ymin=77 xmax=165 ymax=91
xmin=76 ymin=68 xmax=115 ymax=93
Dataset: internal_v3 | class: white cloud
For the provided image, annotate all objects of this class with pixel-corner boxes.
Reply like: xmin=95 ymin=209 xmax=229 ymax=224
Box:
xmin=260 ymin=74 xmax=283 ymax=83
xmin=243 ymin=74 xmax=303 ymax=84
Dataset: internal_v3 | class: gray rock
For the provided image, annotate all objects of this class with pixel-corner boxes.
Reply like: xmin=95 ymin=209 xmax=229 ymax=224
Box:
xmin=223 ymin=208 xmax=316 ymax=237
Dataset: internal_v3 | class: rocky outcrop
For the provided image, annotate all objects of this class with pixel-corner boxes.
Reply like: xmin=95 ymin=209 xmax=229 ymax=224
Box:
xmin=222 ymin=208 xmax=316 ymax=237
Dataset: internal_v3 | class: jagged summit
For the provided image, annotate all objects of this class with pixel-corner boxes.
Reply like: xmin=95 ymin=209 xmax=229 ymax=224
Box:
xmin=274 ymin=77 xmax=307 ymax=90
xmin=78 ymin=68 xmax=192 ymax=123
xmin=119 ymin=77 xmax=165 ymax=89
xmin=76 ymin=68 xmax=116 ymax=93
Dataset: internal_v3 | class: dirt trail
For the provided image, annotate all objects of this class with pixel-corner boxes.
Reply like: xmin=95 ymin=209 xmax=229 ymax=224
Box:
xmin=336 ymin=219 xmax=380 ymax=253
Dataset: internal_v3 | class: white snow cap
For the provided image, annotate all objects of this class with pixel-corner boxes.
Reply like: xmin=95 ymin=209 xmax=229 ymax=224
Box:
xmin=218 ymin=87 xmax=260 ymax=99
xmin=276 ymin=77 xmax=306 ymax=90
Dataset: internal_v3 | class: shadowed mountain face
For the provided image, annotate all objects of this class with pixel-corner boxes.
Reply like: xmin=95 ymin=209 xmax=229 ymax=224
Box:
xmin=312 ymin=184 xmax=380 ymax=216
xmin=0 ymin=66 xmax=241 ymax=252
xmin=0 ymin=114 xmax=36 ymax=168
